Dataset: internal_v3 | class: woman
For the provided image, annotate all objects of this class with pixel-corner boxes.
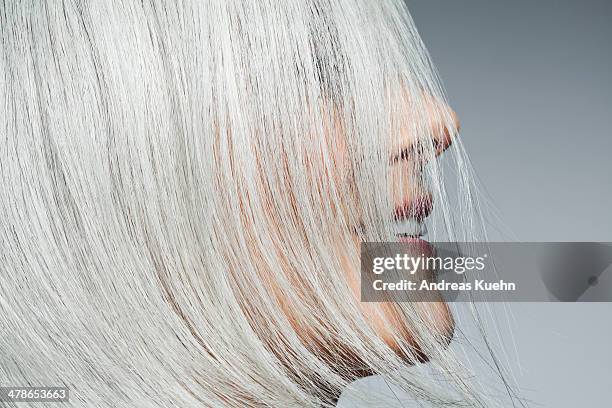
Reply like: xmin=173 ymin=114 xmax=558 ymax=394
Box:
xmin=1 ymin=1 xmax=503 ymax=406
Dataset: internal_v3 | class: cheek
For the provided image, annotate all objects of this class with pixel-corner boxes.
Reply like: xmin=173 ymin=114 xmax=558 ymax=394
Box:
xmin=388 ymin=162 xmax=422 ymax=204
xmin=302 ymin=119 xmax=359 ymax=223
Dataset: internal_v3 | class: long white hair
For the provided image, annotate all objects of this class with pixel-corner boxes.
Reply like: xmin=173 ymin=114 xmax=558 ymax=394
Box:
xmin=1 ymin=1 xmax=513 ymax=407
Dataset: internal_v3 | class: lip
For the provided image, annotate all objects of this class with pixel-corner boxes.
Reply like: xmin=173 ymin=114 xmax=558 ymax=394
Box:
xmin=397 ymin=236 xmax=434 ymax=256
xmin=394 ymin=192 xmax=433 ymax=222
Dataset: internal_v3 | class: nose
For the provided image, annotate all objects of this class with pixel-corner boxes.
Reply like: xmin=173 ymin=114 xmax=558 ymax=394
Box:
xmin=425 ymin=94 xmax=460 ymax=157
xmin=392 ymin=92 xmax=460 ymax=163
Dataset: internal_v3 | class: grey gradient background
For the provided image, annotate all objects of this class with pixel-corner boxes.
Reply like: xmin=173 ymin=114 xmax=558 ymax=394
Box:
xmin=340 ymin=0 xmax=612 ymax=406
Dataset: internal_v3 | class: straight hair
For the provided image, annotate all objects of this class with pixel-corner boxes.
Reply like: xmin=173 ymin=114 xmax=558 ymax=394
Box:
xmin=1 ymin=1 xmax=514 ymax=407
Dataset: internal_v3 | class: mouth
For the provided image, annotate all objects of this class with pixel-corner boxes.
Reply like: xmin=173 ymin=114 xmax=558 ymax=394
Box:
xmin=351 ymin=193 xmax=433 ymax=241
xmin=394 ymin=193 xmax=433 ymax=222
xmin=394 ymin=217 xmax=427 ymax=239
xmin=394 ymin=191 xmax=432 ymax=237
xmin=395 ymin=215 xmax=433 ymax=256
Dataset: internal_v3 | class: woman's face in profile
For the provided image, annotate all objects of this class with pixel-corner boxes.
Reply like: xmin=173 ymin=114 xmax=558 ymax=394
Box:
xmin=247 ymin=86 xmax=461 ymax=373
xmin=342 ymin=90 xmax=460 ymax=360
